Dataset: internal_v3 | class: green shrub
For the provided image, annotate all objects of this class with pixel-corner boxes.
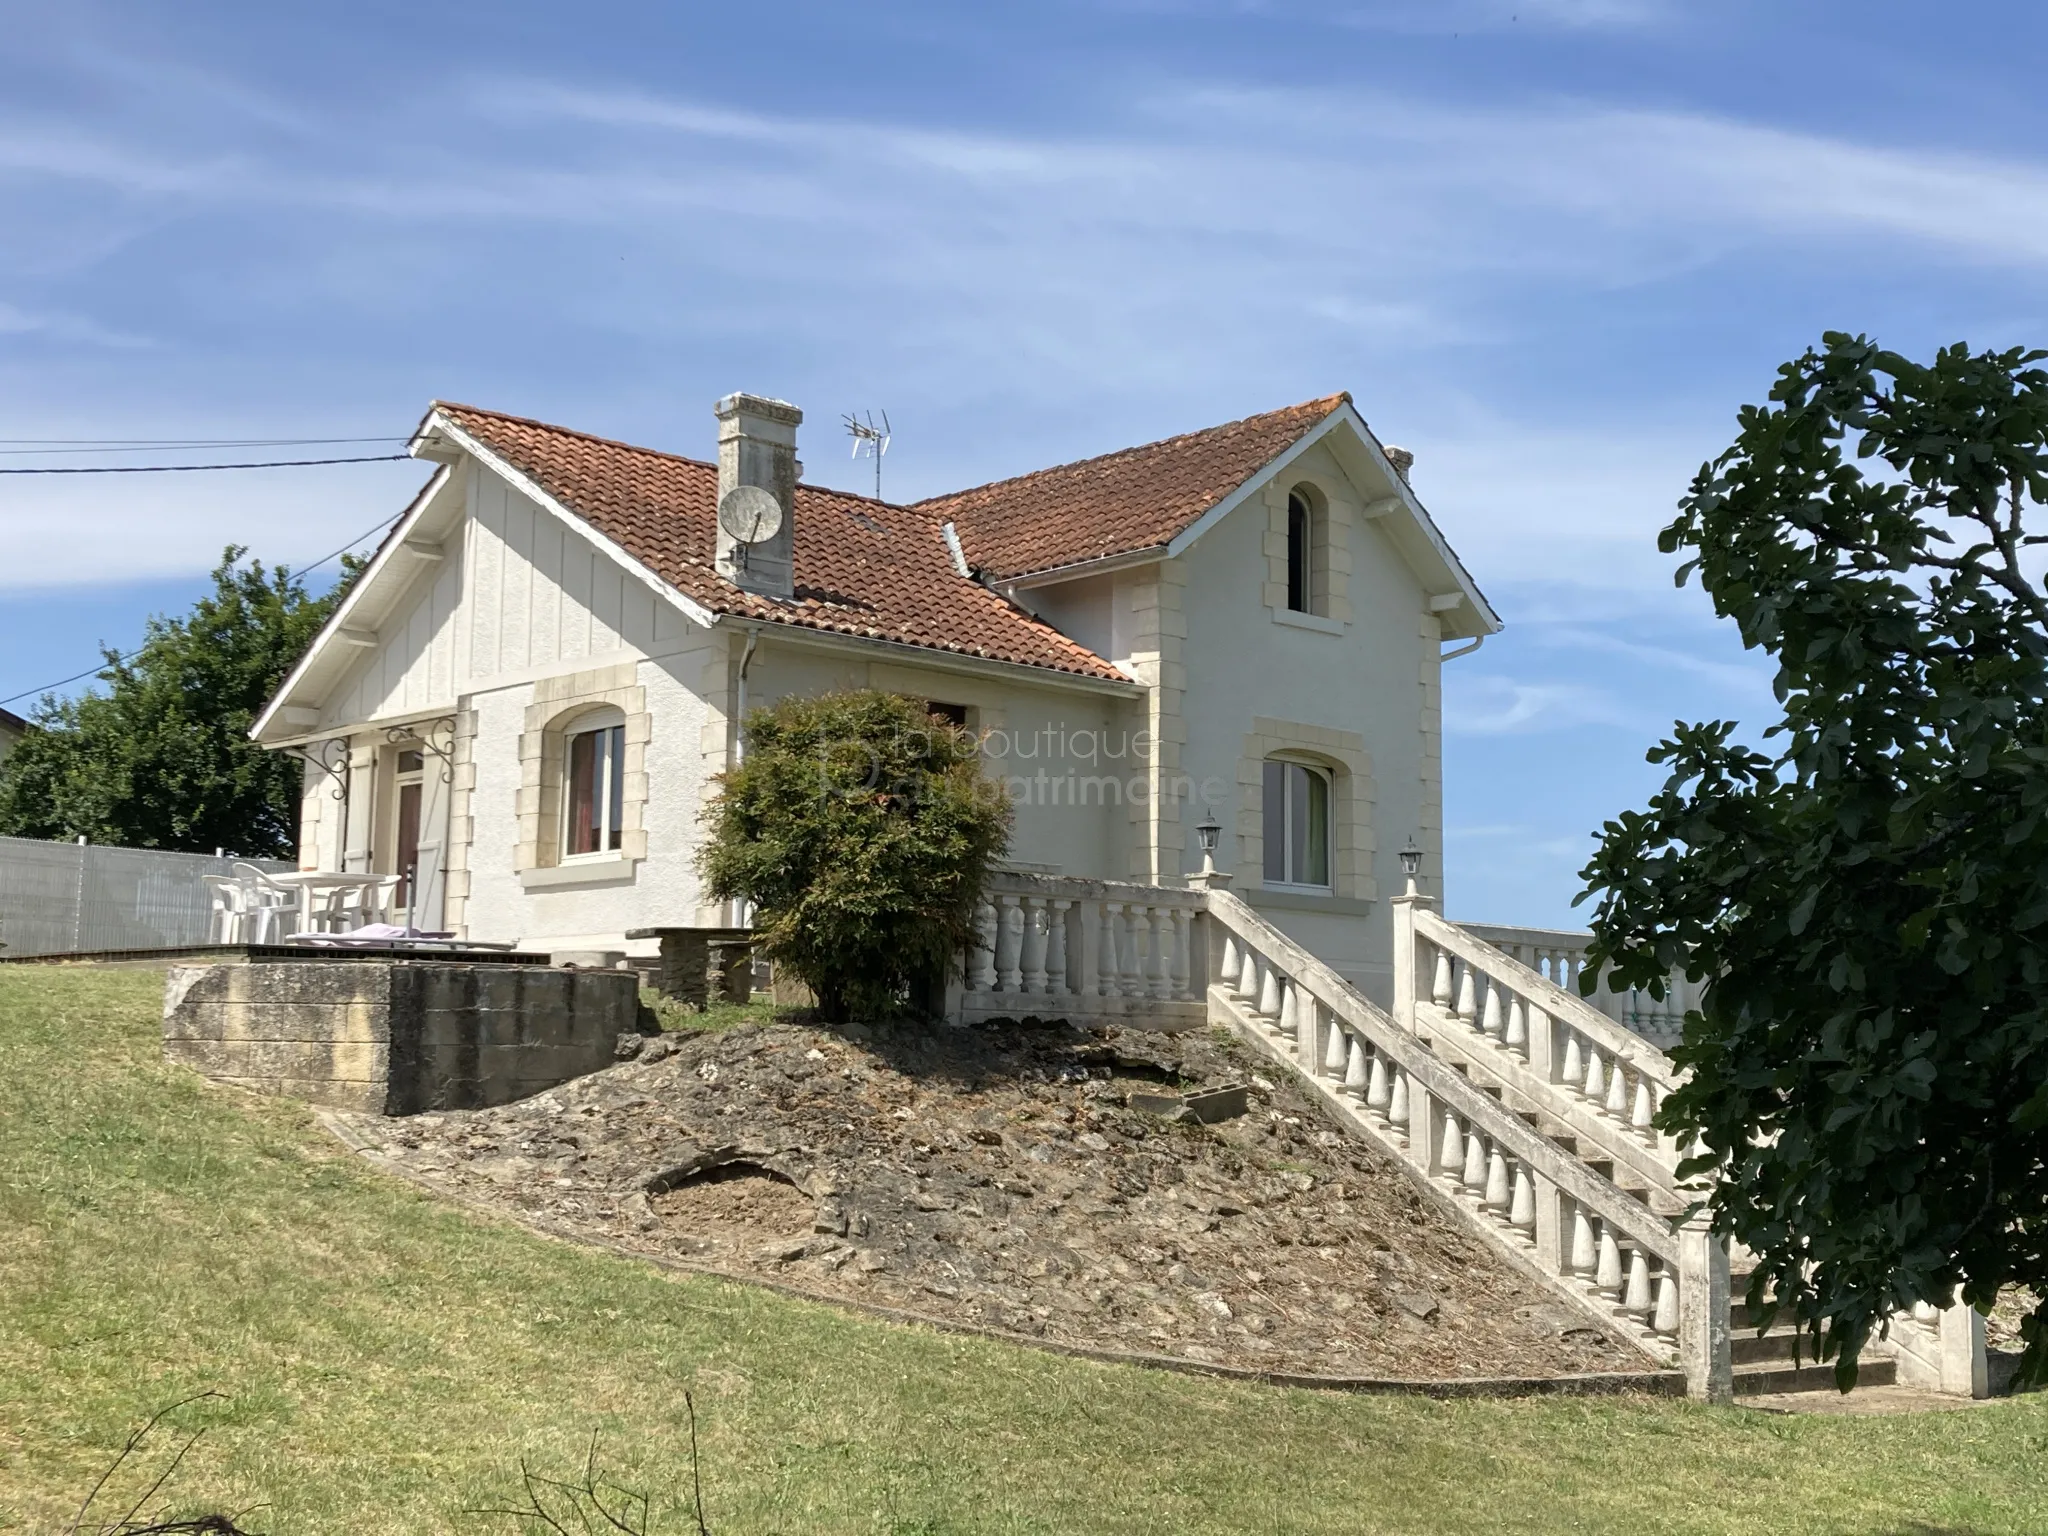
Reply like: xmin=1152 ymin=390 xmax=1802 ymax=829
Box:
xmin=699 ymin=690 xmax=1010 ymax=1022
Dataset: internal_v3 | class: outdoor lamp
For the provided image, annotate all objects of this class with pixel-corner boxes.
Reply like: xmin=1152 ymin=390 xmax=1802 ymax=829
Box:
xmin=1193 ymin=814 xmax=1225 ymax=886
xmin=1399 ymin=841 xmax=1423 ymax=894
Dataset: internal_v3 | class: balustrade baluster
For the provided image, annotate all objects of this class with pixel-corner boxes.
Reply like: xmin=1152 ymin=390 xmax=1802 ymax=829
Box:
xmin=1148 ymin=908 xmax=1174 ymax=1000
xmin=1128 ymin=908 xmax=1155 ymax=1000
xmin=1169 ymin=908 xmax=1193 ymax=1000
xmin=997 ymin=895 xmax=1024 ymax=992
xmin=1454 ymin=961 xmax=1477 ymax=1024
xmin=1431 ymin=948 xmax=1454 ymax=1007
xmin=1348 ymin=1038 xmax=1373 ymax=1101
xmin=1277 ymin=979 xmax=1300 ymax=1045
xmin=1653 ymin=1267 xmax=1680 ymax=1335
xmin=1483 ymin=1145 xmax=1510 ymax=1211
xmin=1323 ymin=1003 xmax=1348 ymax=1077
xmin=1461 ymin=1128 xmax=1489 ymax=1197
xmin=1596 ymin=1225 xmax=1623 ymax=1299
xmin=1020 ymin=897 xmax=1048 ymax=993
xmin=1219 ymin=930 xmax=1243 ymax=995
xmin=1630 ymin=1076 xmax=1656 ymax=1136
xmin=1256 ymin=956 xmax=1281 ymax=1018
xmin=1439 ymin=1110 xmax=1464 ymax=1183
xmin=1046 ymin=900 xmax=1071 ymax=995
xmin=1388 ymin=1068 xmax=1410 ymax=1138
xmin=1570 ymin=1206 xmax=1597 ymax=1281
xmin=1583 ymin=1045 xmax=1607 ymax=1108
xmin=1117 ymin=906 xmax=1143 ymax=997
xmin=1480 ymin=977 xmax=1504 ymax=1040
xmin=1509 ymin=1164 xmax=1535 ymax=1231
xmin=969 ymin=900 xmax=997 ymax=992
xmin=1623 ymin=1247 xmax=1653 ymax=1319
xmin=1561 ymin=1030 xmax=1584 ymax=1095
xmin=1097 ymin=902 xmax=1121 ymax=998
xmin=1605 ymin=1060 xmax=1630 ymax=1119
xmin=1504 ymin=995 xmax=1528 ymax=1055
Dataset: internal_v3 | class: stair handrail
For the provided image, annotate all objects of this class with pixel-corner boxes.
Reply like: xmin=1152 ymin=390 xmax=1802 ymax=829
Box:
xmin=1212 ymin=887 xmax=1735 ymax=1398
xmin=1415 ymin=908 xmax=1678 ymax=1091
xmin=1208 ymin=892 xmax=1685 ymax=1273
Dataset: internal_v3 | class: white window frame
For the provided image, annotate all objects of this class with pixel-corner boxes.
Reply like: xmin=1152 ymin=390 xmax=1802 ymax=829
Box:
xmin=1284 ymin=486 xmax=1327 ymax=617
xmin=1263 ymin=756 xmax=1333 ymax=892
xmin=561 ymin=713 xmax=627 ymax=863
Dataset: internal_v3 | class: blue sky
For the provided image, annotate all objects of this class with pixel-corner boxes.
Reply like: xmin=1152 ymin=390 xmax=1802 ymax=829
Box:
xmin=3 ymin=0 xmax=2044 ymax=925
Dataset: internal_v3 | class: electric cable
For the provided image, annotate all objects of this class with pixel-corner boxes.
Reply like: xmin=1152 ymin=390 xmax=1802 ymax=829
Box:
xmin=0 ymin=509 xmax=407 ymax=708
xmin=0 ymin=454 xmax=411 ymax=474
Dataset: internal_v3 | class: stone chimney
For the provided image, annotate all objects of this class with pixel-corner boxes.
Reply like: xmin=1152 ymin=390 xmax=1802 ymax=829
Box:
xmin=1383 ymin=444 xmax=1414 ymax=482
xmin=714 ymin=392 xmax=802 ymax=599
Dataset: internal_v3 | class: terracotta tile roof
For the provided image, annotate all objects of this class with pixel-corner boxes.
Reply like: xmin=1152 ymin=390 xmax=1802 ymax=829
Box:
xmin=429 ymin=403 xmax=1129 ymax=684
xmin=916 ymin=394 xmax=1351 ymax=581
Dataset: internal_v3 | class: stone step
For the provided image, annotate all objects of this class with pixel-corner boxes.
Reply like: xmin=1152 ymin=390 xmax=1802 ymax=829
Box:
xmin=1733 ymin=1356 xmax=1895 ymax=1395
xmin=1731 ymin=1329 xmax=1808 ymax=1366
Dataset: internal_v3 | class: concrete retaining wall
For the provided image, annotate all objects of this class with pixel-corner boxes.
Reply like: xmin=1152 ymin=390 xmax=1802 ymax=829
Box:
xmin=162 ymin=960 xmax=636 ymax=1114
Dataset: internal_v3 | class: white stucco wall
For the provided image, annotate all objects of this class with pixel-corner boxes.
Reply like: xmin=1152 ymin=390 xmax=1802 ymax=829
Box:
xmin=739 ymin=636 xmax=1144 ymax=882
xmin=1161 ymin=443 xmax=1441 ymax=1004
xmin=453 ymin=642 xmax=720 ymax=952
xmin=289 ymin=439 xmax=1455 ymax=981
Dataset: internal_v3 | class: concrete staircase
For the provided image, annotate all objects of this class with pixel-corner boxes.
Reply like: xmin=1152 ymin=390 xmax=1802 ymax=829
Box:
xmin=1203 ymin=886 xmax=1985 ymax=1403
xmin=947 ymin=871 xmax=1987 ymax=1402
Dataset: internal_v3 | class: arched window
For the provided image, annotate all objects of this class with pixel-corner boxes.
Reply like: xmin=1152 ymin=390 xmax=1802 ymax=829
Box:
xmin=1263 ymin=757 xmax=1331 ymax=888
xmin=562 ymin=708 xmax=626 ymax=858
xmin=1285 ymin=486 xmax=1327 ymax=615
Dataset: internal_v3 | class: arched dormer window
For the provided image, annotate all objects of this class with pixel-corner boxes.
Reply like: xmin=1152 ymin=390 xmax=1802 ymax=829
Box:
xmin=1285 ymin=485 xmax=1328 ymax=615
xmin=562 ymin=707 xmax=626 ymax=859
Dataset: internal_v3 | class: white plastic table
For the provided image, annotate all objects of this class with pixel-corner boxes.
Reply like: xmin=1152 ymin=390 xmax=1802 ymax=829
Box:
xmin=254 ymin=871 xmax=383 ymax=936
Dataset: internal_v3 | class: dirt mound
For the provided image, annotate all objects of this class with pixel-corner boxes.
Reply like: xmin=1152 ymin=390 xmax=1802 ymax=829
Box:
xmin=338 ymin=1015 xmax=1644 ymax=1382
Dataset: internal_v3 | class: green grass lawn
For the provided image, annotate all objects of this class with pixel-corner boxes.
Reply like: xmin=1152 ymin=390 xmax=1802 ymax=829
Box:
xmin=3 ymin=966 xmax=2046 ymax=1536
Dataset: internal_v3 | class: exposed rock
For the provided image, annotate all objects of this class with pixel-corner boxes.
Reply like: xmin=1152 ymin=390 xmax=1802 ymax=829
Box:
xmin=338 ymin=1015 xmax=1642 ymax=1382
xmin=1396 ymin=1292 xmax=1442 ymax=1322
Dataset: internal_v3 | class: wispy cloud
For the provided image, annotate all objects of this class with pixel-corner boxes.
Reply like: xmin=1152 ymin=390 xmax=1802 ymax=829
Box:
xmin=1441 ymin=675 xmax=1634 ymax=734
xmin=0 ymin=300 xmax=148 ymax=348
xmin=7 ymin=49 xmax=2048 ymax=598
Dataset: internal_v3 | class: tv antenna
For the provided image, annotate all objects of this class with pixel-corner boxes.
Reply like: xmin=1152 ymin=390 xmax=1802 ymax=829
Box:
xmin=843 ymin=409 xmax=890 ymax=499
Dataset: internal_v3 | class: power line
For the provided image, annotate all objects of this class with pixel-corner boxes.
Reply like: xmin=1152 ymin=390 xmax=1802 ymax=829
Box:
xmin=0 ymin=509 xmax=407 ymax=708
xmin=0 ymin=437 xmax=405 ymax=457
xmin=0 ymin=454 xmax=411 ymax=475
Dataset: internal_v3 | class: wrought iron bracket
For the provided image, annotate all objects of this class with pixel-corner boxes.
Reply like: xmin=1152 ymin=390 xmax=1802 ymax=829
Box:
xmin=283 ymin=737 xmax=351 ymax=801
xmin=387 ymin=715 xmax=458 ymax=784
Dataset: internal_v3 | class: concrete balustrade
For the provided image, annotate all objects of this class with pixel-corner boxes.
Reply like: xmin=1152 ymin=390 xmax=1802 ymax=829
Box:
xmin=1206 ymin=888 xmax=1709 ymax=1390
xmin=1459 ymin=921 xmax=1694 ymax=1050
xmin=952 ymin=871 xmax=1204 ymax=1029
xmin=946 ymin=873 xmax=1989 ymax=1401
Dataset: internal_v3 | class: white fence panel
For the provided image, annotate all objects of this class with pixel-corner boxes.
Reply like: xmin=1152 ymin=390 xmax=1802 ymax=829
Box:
xmin=0 ymin=836 xmax=291 ymax=956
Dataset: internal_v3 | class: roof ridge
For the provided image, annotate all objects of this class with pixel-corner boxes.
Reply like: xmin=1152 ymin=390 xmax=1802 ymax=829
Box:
xmin=911 ymin=392 xmax=1350 ymax=510
xmin=429 ymin=400 xmax=916 ymax=514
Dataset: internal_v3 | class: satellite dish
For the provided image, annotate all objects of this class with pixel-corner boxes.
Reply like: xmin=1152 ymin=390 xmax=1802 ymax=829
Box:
xmin=718 ymin=484 xmax=784 ymax=545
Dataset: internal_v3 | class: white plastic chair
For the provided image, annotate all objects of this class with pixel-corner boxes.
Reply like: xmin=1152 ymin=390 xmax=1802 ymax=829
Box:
xmin=228 ymin=864 xmax=295 ymax=942
xmin=201 ymin=874 xmax=242 ymax=943
xmin=340 ymin=875 xmax=402 ymax=930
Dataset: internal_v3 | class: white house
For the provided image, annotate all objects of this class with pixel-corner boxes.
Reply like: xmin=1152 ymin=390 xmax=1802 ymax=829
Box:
xmin=252 ymin=391 xmax=1497 ymax=1002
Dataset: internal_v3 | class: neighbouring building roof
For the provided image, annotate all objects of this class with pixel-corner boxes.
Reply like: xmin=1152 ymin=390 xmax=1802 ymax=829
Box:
xmin=429 ymin=403 xmax=1129 ymax=683
xmin=917 ymin=394 xmax=1351 ymax=581
xmin=0 ymin=705 xmax=27 ymax=735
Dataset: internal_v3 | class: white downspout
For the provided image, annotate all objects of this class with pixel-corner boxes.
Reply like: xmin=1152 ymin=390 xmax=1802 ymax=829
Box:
xmin=730 ymin=625 xmax=762 ymax=930
xmin=734 ymin=625 xmax=762 ymax=765
xmin=1440 ymin=634 xmax=1486 ymax=663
